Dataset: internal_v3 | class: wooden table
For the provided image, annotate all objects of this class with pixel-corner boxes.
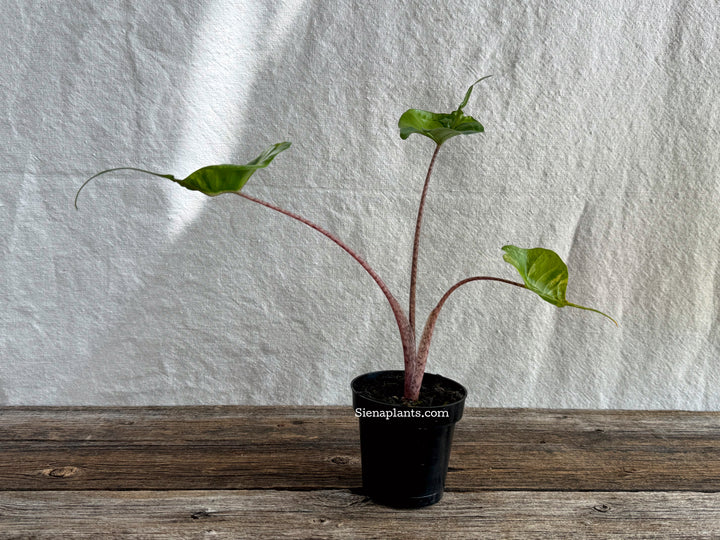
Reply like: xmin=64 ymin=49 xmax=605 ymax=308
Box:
xmin=1 ymin=407 xmax=719 ymax=538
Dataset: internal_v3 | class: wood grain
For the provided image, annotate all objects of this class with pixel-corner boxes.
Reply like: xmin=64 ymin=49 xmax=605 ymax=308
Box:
xmin=1 ymin=489 xmax=719 ymax=539
xmin=1 ymin=407 xmax=719 ymax=491
xmin=2 ymin=407 xmax=720 ymax=537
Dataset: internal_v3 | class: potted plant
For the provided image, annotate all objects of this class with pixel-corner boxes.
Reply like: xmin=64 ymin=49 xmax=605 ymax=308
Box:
xmin=76 ymin=77 xmax=615 ymax=508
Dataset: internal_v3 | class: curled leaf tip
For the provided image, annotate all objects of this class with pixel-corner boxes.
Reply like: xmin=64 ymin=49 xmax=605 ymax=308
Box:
xmin=458 ymin=75 xmax=493 ymax=111
xmin=472 ymin=74 xmax=494 ymax=85
xmin=567 ymin=303 xmax=618 ymax=326
xmin=74 ymin=167 xmax=174 ymax=210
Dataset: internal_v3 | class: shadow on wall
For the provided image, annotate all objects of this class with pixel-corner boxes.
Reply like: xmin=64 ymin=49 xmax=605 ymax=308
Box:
xmin=63 ymin=0 xmax=406 ymax=404
xmin=163 ymin=0 xmax=310 ymax=239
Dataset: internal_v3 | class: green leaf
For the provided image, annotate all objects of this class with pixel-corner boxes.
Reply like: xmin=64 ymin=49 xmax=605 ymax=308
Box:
xmin=75 ymin=142 xmax=291 ymax=208
xmin=501 ymin=245 xmax=617 ymax=325
xmin=398 ymin=76 xmax=491 ymax=145
xmin=174 ymin=142 xmax=291 ymax=195
xmin=398 ymin=110 xmax=484 ymax=145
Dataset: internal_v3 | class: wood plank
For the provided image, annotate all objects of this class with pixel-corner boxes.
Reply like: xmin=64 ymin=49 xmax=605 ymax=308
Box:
xmin=1 ymin=489 xmax=719 ymax=539
xmin=1 ymin=407 xmax=719 ymax=491
xmin=0 ymin=407 xmax=361 ymax=491
xmin=454 ymin=408 xmax=720 ymax=491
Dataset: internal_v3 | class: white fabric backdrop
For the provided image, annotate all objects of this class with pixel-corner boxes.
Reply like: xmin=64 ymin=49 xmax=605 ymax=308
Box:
xmin=2 ymin=0 xmax=719 ymax=408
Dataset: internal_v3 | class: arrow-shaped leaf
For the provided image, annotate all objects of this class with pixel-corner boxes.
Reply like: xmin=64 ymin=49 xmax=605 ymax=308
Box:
xmin=502 ymin=245 xmax=617 ymax=325
xmin=75 ymin=142 xmax=291 ymax=208
xmin=398 ymin=76 xmax=491 ymax=146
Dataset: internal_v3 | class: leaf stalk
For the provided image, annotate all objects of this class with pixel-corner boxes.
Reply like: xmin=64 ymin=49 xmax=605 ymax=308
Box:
xmin=409 ymin=144 xmax=441 ymax=336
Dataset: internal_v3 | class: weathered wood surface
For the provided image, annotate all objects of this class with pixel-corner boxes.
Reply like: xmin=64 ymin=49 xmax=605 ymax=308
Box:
xmin=1 ymin=407 xmax=719 ymax=537
xmin=1 ymin=490 xmax=719 ymax=539
xmin=1 ymin=407 xmax=719 ymax=491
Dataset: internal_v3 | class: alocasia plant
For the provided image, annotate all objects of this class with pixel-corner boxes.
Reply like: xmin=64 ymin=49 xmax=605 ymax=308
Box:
xmin=76 ymin=77 xmax=615 ymax=402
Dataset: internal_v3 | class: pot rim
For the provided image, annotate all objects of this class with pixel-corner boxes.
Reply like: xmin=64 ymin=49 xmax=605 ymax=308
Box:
xmin=351 ymin=370 xmax=467 ymax=411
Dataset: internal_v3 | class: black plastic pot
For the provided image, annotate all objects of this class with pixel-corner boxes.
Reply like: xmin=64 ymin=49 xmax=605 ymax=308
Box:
xmin=351 ymin=370 xmax=467 ymax=508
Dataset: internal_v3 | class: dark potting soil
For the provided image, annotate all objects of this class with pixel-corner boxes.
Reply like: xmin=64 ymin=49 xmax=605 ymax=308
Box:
xmin=353 ymin=371 xmax=465 ymax=408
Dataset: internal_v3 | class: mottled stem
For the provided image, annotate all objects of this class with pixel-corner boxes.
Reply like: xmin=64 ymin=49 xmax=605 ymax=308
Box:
xmin=405 ymin=276 xmax=526 ymax=400
xmin=235 ymin=191 xmax=416 ymax=375
xmin=409 ymin=144 xmax=441 ymax=336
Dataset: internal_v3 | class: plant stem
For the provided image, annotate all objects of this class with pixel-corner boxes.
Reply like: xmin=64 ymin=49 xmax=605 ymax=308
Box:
xmin=234 ymin=191 xmax=416 ymax=374
xmin=406 ymin=276 xmax=526 ymax=400
xmin=409 ymin=144 xmax=441 ymax=337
